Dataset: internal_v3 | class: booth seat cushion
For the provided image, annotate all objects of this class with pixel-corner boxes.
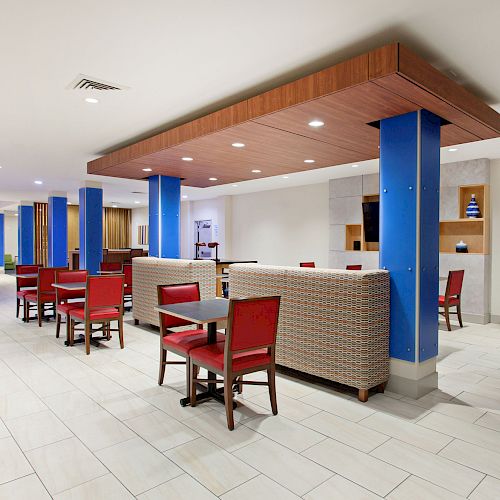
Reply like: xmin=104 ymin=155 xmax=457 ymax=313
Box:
xmin=25 ymin=292 xmax=56 ymax=303
xmin=57 ymin=302 xmax=85 ymax=315
xmin=439 ymin=295 xmax=460 ymax=306
xmin=70 ymin=307 xmax=120 ymax=321
xmin=190 ymin=342 xmax=270 ymax=372
xmin=162 ymin=330 xmax=225 ymax=355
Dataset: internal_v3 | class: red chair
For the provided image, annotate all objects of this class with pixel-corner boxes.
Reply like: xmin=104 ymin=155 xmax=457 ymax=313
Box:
xmin=439 ymin=270 xmax=465 ymax=331
xmin=25 ymin=267 xmax=67 ymax=326
xmin=157 ymin=283 xmax=225 ymax=396
xmin=69 ymin=275 xmax=125 ymax=355
xmin=123 ymin=264 xmax=132 ymax=307
xmin=300 ymin=262 xmax=315 ymax=268
xmin=190 ymin=296 xmax=281 ymax=430
xmin=15 ymin=264 xmax=41 ymax=320
xmin=55 ymin=270 xmax=88 ymax=341
xmin=100 ymin=262 xmax=122 ymax=273
xmin=346 ymin=264 xmax=362 ymax=270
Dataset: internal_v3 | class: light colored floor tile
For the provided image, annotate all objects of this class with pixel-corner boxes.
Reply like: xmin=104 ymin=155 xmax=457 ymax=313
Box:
xmin=371 ymin=439 xmax=483 ymax=496
xmin=137 ymin=473 xmax=217 ymax=500
xmin=469 ymin=475 xmax=500 ymax=500
xmin=26 ymin=437 xmax=107 ymax=495
xmin=221 ymin=474 xmax=300 ymax=499
xmin=304 ymin=475 xmax=382 ymax=500
xmin=124 ymin=409 xmax=199 ymax=451
xmin=364 ymin=394 xmax=430 ymax=422
xmin=54 ymin=473 xmax=134 ymax=500
xmin=233 ymin=438 xmax=331 ymax=496
xmin=0 ymin=420 xmax=8 ymax=439
xmin=0 ymin=374 xmax=28 ymax=396
xmin=475 ymin=411 xmax=500 ymax=431
xmin=5 ymin=410 xmax=72 ymax=451
xmin=71 ymin=372 xmax=123 ymax=399
xmin=439 ymin=439 xmax=500 ymax=479
xmin=97 ymin=390 xmax=156 ymax=420
xmin=303 ymin=438 xmax=408 ymax=497
xmin=95 ymin=437 xmax=182 ymax=496
xmin=0 ymin=474 xmax=51 ymax=499
xmin=248 ymin=392 xmax=322 ymax=422
xmin=145 ymin=389 xmax=216 ymax=420
xmin=43 ymin=390 xmax=100 ymax=421
xmin=299 ymin=390 xmax=375 ymax=422
xmin=417 ymin=411 xmax=500 ymax=453
xmin=65 ymin=409 xmax=135 ymax=451
xmin=165 ymin=437 xmax=258 ymax=496
xmin=386 ymin=475 xmax=464 ymax=500
xmin=360 ymin=412 xmax=453 ymax=453
xmin=0 ymin=390 xmax=47 ymax=420
xmin=301 ymin=411 xmax=389 ymax=452
xmin=244 ymin=414 xmax=325 ymax=452
xmin=0 ymin=436 xmax=34 ymax=485
xmin=455 ymin=391 xmax=500 ymax=413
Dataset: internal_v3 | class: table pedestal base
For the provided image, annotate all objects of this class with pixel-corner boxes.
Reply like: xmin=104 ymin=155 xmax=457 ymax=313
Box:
xmin=64 ymin=334 xmax=111 ymax=347
xmin=179 ymin=385 xmax=237 ymax=409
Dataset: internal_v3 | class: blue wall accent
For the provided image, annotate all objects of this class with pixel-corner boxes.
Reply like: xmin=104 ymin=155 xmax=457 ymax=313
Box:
xmin=48 ymin=196 xmax=68 ymax=267
xmin=18 ymin=205 xmax=35 ymax=265
xmin=149 ymin=175 xmax=180 ymax=258
xmin=79 ymin=187 xmax=103 ymax=274
xmin=0 ymin=214 xmax=4 ymax=267
xmin=380 ymin=110 xmax=440 ymax=362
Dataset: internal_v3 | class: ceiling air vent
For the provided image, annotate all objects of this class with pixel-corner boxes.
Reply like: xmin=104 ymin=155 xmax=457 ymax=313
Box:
xmin=67 ymin=74 xmax=129 ymax=91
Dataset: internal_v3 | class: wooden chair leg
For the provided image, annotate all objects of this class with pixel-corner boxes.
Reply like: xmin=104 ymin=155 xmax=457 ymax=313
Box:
xmin=457 ymin=303 xmax=464 ymax=328
xmin=224 ymin=376 xmax=235 ymax=430
xmin=69 ymin=319 xmax=75 ymax=346
xmin=118 ymin=318 xmax=124 ymax=349
xmin=84 ymin=322 xmax=91 ymax=355
xmin=16 ymin=298 xmax=20 ymax=318
xmin=185 ymin=359 xmax=191 ymax=399
xmin=237 ymin=376 xmax=243 ymax=394
xmin=158 ymin=347 xmax=167 ymax=386
xmin=190 ymin=360 xmax=197 ymax=407
xmin=268 ymin=366 xmax=278 ymax=415
xmin=38 ymin=303 xmax=42 ymax=327
xmin=358 ymin=389 xmax=369 ymax=402
xmin=444 ymin=304 xmax=452 ymax=331
xmin=24 ymin=301 xmax=28 ymax=322
xmin=56 ymin=314 xmax=61 ymax=338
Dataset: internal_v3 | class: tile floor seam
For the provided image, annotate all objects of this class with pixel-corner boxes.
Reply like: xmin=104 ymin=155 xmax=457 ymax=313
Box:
xmin=465 ymin=474 xmax=489 ymax=499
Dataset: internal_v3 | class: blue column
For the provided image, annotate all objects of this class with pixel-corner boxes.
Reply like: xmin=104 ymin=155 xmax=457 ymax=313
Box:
xmin=18 ymin=203 xmax=35 ymax=265
xmin=380 ymin=110 xmax=441 ymax=395
xmin=380 ymin=110 xmax=441 ymax=361
xmin=149 ymin=175 xmax=180 ymax=258
xmin=79 ymin=185 xmax=103 ymax=274
xmin=0 ymin=214 xmax=4 ymax=268
xmin=48 ymin=193 xmax=68 ymax=267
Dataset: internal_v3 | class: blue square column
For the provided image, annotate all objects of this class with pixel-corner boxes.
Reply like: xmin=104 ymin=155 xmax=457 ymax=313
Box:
xmin=48 ymin=193 xmax=68 ymax=267
xmin=380 ymin=110 xmax=441 ymax=398
xmin=149 ymin=175 xmax=181 ymax=258
xmin=18 ymin=202 xmax=35 ymax=265
xmin=0 ymin=213 xmax=4 ymax=269
xmin=79 ymin=183 xmax=103 ymax=274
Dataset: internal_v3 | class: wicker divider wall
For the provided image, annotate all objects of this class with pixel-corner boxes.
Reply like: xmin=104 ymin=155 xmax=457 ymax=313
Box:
xmin=132 ymin=257 xmax=216 ymax=326
xmin=229 ymin=264 xmax=390 ymax=391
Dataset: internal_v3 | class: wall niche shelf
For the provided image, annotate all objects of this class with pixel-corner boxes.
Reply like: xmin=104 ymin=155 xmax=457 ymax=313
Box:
xmin=345 ymin=224 xmax=362 ymax=251
xmin=362 ymin=194 xmax=379 ymax=252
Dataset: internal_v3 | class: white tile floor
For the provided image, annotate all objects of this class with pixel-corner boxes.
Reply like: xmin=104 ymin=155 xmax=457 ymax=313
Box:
xmin=0 ymin=274 xmax=500 ymax=499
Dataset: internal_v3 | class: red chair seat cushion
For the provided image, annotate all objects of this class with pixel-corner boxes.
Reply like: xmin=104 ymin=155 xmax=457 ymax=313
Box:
xmin=162 ymin=330 xmax=225 ymax=355
xmin=69 ymin=307 xmax=120 ymax=321
xmin=124 ymin=286 xmax=132 ymax=295
xmin=17 ymin=289 xmax=35 ymax=299
xmin=24 ymin=292 xmax=56 ymax=303
xmin=190 ymin=342 xmax=270 ymax=372
xmin=57 ymin=301 xmax=85 ymax=315
xmin=439 ymin=295 xmax=459 ymax=306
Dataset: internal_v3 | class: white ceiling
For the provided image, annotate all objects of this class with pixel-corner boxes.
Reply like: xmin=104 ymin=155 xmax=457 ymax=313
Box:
xmin=1 ymin=0 xmax=500 ymax=211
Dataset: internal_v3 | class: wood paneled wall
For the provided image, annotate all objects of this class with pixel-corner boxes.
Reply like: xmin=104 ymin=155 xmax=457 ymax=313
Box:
xmin=34 ymin=202 xmax=48 ymax=266
xmin=67 ymin=205 xmax=79 ymax=251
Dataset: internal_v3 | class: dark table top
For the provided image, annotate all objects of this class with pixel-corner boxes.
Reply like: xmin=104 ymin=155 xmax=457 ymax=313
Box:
xmin=52 ymin=282 xmax=87 ymax=290
xmin=215 ymin=259 xmax=257 ymax=265
xmin=155 ymin=298 xmax=229 ymax=324
xmin=16 ymin=273 xmax=38 ymax=279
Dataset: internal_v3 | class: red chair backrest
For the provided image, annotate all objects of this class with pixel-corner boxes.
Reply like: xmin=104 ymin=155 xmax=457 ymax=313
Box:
xmin=227 ymin=296 xmax=281 ymax=352
xmin=346 ymin=265 xmax=362 ymax=270
xmin=100 ymin=262 xmax=122 ymax=272
xmin=300 ymin=262 xmax=315 ymax=268
xmin=86 ymin=275 xmax=124 ymax=308
xmin=55 ymin=270 xmax=88 ymax=301
xmin=446 ymin=270 xmax=464 ymax=297
xmin=38 ymin=267 xmax=67 ymax=294
xmin=123 ymin=264 xmax=132 ymax=287
xmin=157 ymin=283 xmax=200 ymax=329
xmin=16 ymin=264 xmax=41 ymax=289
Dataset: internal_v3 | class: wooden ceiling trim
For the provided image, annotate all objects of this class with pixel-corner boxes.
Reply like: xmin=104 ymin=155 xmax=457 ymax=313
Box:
xmin=368 ymin=43 xmax=399 ymax=80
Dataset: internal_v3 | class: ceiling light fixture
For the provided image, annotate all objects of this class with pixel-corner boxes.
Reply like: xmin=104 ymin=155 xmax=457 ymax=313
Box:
xmin=67 ymin=202 xmax=72 ymax=205
xmin=251 ymin=169 xmax=262 ymax=173
xmin=14 ymin=213 xmax=18 ymax=216
xmin=232 ymin=142 xmax=245 ymax=148
xmin=232 ymin=184 xmax=238 ymax=187
xmin=282 ymin=176 xmax=289 ymax=179
xmin=84 ymin=97 xmax=99 ymax=104
xmin=142 ymin=168 xmax=152 ymax=172
xmin=112 ymin=204 xmax=118 ymax=208
xmin=181 ymin=157 xmax=193 ymax=162
xmin=448 ymin=148 xmax=458 ymax=152
xmin=352 ymin=164 xmax=359 ymax=168
xmin=34 ymin=180 xmax=43 ymax=185
xmin=308 ymin=120 xmax=324 ymax=127
xmin=134 ymin=201 xmax=140 ymax=204
xmin=304 ymin=159 xmax=315 ymax=164
xmin=209 ymin=177 xmax=218 ymax=181
xmin=182 ymin=195 xmax=188 ymax=199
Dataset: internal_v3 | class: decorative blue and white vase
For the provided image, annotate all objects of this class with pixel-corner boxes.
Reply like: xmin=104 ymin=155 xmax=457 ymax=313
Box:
xmin=466 ymin=194 xmax=481 ymax=218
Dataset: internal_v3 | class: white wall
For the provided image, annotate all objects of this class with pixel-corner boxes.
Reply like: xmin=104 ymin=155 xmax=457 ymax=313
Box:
xmin=4 ymin=214 xmax=18 ymax=258
xmin=131 ymin=207 xmax=149 ymax=249
xmin=491 ymin=159 xmax=500 ymax=320
xmin=231 ymin=183 xmax=329 ymax=267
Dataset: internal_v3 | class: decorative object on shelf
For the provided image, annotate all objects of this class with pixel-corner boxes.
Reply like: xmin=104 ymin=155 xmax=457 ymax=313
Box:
xmin=353 ymin=240 xmax=361 ymax=251
xmin=455 ymin=240 xmax=468 ymax=253
xmin=465 ymin=194 xmax=481 ymax=218
xmin=207 ymin=242 xmax=219 ymax=261
xmin=194 ymin=242 xmax=206 ymax=259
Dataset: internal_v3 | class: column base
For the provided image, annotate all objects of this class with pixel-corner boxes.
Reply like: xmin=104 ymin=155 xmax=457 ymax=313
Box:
xmin=386 ymin=357 xmax=438 ymax=399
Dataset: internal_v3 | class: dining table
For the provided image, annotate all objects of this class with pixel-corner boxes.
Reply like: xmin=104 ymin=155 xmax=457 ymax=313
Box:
xmin=154 ymin=298 xmax=235 ymax=408
xmin=15 ymin=273 xmax=39 ymax=279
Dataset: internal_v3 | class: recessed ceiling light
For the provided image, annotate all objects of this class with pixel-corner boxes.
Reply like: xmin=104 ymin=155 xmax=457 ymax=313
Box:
xmin=209 ymin=177 xmax=218 ymax=181
xmin=282 ymin=176 xmax=289 ymax=179
xmin=304 ymin=159 xmax=315 ymax=164
xmin=0 ymin=166 xmax=2 ymax=169
xmin=232 ymin=184 xmax=238 ymax=187
xmin=14 ymin=213 xmax=18 ymax=216
xmin=251 ymin=169 xmax=262 ymax=173
xmin=182 ymin=195 xmax=188 ymax=199
xmin=308 ymin=120 xmax=324 ymax=127
xmin=232 ymin=143 xmax=245 ymax=148
xmin=181 ymin=157 xmax=193 ymax=161
xmin=352 ymin=164 xmax=359 ymax=168
xmin=34 ymin=180 xmax=43 ymax=185
xmin=112 ymin=204 xmax=118 ymax=208
xmin=134 ymin=201 xmax=140 ymax=204
xmin=448 ymin=148 xmax=458 ymax=152
xmin=67 ymin=201 xmax=72 ymax=205
xmin=84 ymin=97 xmax=99 ymax=104
xmin=142 ymin=168 xmax=152 ymax=172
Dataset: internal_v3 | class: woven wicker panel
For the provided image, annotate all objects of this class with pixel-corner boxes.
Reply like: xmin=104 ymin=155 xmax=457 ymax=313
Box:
xmin=229 ymin=264 xmax=390 ymax=391
xmin=132 ymin=258 xmax=216 ymax=326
